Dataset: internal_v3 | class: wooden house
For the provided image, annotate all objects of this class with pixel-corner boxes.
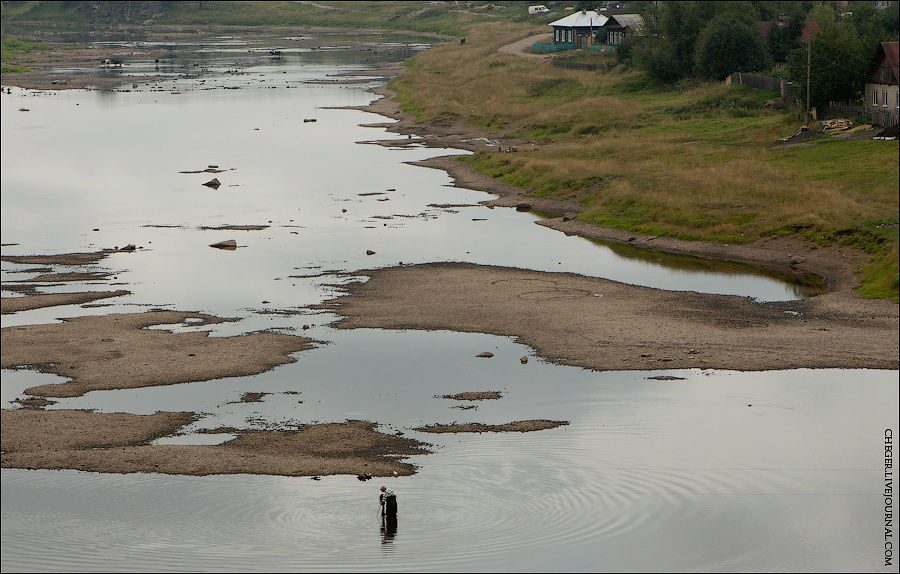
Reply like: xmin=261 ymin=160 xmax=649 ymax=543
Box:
xmin=602 ymin=14 xmax=643 ymax=49
xmin=865 ymin=41 xmax=899 ymax=116
xmin=549 ymin=9 xmax=608 ymax=49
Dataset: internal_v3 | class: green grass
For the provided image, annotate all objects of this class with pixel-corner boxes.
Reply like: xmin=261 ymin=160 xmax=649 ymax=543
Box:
xmin=1 ymin=36 xmax=47 ymax=62
xmin=390 ymin=21 xmax=898 ymax=300
xmin=856 ymin=243 xmax=900 ymax=302
xmin=1 ymin=1 xmax=496 ymax=37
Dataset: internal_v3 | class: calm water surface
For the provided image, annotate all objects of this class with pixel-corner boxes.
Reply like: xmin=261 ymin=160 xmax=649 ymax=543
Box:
xmin=1 ymin=34 xmax=896 ymax=572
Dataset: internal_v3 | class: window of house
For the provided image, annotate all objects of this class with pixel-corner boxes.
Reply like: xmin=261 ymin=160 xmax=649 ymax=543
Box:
xmin=882 ymin=90 xmax=888 ymax=107
xmin=873 ymin=89 xmax=879 ymax=107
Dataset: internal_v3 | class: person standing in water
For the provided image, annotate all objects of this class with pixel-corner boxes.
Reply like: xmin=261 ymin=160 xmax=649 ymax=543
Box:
xmin=379 ymin=486 xmax=397 ymax=517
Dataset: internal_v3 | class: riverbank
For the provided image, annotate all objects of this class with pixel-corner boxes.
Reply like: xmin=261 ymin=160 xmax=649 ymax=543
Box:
xmin=357 ymin=86 xmax=881 ymax=299
xmin=1 ymin=25 xmax=897 ymax=482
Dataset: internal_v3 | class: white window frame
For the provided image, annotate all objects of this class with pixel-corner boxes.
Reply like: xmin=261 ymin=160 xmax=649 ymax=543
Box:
xmin=873 ymin=89 xmax=879 ymax=107
xmin=882 ymin=90 xmax=888 ymax=108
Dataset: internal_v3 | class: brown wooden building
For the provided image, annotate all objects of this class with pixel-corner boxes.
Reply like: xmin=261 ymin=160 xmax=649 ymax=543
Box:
xmin=865 ymin=41 xmax=899 ymax=115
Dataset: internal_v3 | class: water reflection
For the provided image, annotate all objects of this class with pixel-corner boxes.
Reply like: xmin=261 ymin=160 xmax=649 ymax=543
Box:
xmin=592 ymin=237 xmax=828 ymax=298
xmin=1 ymin=29 xmax=894 ymax=574
xmin=380 ymin=515 xmax=398 ymax=547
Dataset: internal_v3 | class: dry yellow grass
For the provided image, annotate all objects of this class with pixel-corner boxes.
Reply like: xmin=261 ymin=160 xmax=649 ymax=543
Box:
xmin=392 ymin=21 xmax=897 ymax=299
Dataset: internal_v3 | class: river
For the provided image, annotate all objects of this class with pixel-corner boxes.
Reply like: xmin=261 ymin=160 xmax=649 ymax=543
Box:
xmin=1 ymin=31 xmax=895 ymax=572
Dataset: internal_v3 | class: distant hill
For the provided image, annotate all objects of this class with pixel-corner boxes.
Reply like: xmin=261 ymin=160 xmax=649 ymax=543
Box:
xmin=1 ymin=1 xmax=183 ymax=24
xmin=1 ymin=1 xmax=519 ymax=35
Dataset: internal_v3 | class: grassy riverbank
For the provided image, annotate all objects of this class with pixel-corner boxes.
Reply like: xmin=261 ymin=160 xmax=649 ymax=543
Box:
xmin=389 ymin=22 xmax=899 ymax=302
xmin=1 ymin=1 xmax=522 ymax=37
xmin=0 ymin=36 xmax=47 ymax=73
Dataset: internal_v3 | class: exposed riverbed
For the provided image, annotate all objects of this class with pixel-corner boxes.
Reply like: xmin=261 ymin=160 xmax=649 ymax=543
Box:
xmin=1 ymin=30 xmax=897 ymax=572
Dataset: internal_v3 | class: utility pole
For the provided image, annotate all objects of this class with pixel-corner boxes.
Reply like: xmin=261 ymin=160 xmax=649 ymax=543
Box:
xmin=805 ymin=31 xmax=811 ymax=126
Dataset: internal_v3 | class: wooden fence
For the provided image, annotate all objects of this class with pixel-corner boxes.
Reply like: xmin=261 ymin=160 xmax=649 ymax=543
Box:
xmin=725 ymin=72 xmax=795 ymax=100
xmin=530 ymin=43 xmax=575 ymax=53
xmin=825 ymin=101 xmax=899 ymax=127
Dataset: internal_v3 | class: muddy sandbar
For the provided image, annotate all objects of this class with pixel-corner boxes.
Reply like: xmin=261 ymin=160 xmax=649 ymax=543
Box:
xmin=1 ymin=290 xmax=130 ymax=314
xmin=1 ymin=410 xmax=429 ymax=477
xmin=439 ymin=391 xmax=502 ymax=400
xmin=415 ymin=420 xmax=569 ymax=433
xmin=326 ymin=263 xmax=899 ymax=372
xmin=1 ymin=310 xmax=315 ymax=397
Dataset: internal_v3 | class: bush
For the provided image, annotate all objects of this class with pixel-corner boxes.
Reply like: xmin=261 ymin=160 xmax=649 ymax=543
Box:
xmin=694 ymin=12 xmax=771 ymax=80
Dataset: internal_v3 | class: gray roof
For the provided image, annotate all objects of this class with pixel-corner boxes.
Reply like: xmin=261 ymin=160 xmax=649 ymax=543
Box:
xmin=549 ymin=10 xmax=608 ymax=28
xmin=606 ymin=14 xmax=644 ymax=30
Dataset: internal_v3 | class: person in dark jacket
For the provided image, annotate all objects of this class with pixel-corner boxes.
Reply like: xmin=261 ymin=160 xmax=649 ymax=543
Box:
xmin=379 ymin=486 xmax=397 ymax=517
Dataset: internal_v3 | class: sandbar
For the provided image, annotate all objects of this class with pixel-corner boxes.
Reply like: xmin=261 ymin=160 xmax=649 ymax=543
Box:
xmin=1 ymin=310 xmax=315 ymax=397
xmin=326 ymin=263 xmax=899 ymax=372
xmin=1 ymin=410 xmax=429 ymax=477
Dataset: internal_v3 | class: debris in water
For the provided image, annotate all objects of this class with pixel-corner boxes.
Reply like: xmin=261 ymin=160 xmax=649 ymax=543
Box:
xmin=209 ymin=239 xmax=237 ymax=250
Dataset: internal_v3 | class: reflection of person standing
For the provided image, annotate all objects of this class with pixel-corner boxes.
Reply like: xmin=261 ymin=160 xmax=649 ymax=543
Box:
xmin=379 ymin=486 xmax=397 ymax=517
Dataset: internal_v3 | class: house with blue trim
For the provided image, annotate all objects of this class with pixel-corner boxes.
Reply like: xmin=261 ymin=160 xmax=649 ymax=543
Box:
xmin=549 ymin=9 xmax=608 ymax=50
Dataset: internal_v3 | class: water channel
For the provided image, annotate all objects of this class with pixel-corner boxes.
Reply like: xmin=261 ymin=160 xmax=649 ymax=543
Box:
xmin=1 ymin=32 xmax=895 ymax=572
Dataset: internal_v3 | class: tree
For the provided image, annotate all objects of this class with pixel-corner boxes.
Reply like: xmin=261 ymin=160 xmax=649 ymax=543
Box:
xmin=630 ymin=1 xmax=763 ymax=83
xmin=787 ymin=22 xmax=869 ymax=110
xmin=767 ymin=16 xmax=804 ymax=63
xmin=808 ymin=2 xmax=836 ymax=27
xmin=695 ymin=12 xmax=772 ymax=80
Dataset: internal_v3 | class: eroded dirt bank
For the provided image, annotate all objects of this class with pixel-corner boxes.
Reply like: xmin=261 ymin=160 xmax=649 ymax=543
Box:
xmin=326 ymin=263 xmax=899 ymax=372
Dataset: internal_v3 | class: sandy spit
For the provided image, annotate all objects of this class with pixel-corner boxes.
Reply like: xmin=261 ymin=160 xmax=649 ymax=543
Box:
xmin=326 ymin=263 xmax=899 ymax=372
xmin=1 ymin=290 xmax=131 ymax=314
xmin=439 ymin=391 xmax=502 ymax=400
xmin=1 ymin=410 xmax=430 ymax=477
xmin=415 ymin=420 xmax=569 ymax=433
xmin=1 ymin=310 xmax=316 ymax=398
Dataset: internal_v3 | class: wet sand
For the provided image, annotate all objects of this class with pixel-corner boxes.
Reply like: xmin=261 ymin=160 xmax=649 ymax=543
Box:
xmin=415 ymin=420 xmax=569 ymax=433
xmin=439 ymin=391 xmax=502 ymax=400
xmin=1 ymin=410 xmax=429 ymax=477
xmin=1 ymin=290 xmax=130 ymax=314
xmin=326 ymin=263 xmax=898 ymax=372
xmin=1 ymin=310 xmax=315 ymax=398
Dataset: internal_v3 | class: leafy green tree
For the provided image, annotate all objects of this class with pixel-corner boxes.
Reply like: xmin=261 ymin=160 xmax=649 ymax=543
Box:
xmin=631 ymin=1 xmax=706 ymax=82
xmin=788 ymin=21 xmax=869 ymax=110
xmin=808 ymin=2 xmax=836 ymax=27
xmin=847 ymin=2 xmax=900 ymax=46
xmin=630 ymin=1 xmax=763 ymax=83
xmin=767 ymin=16 xmax=805 ymax=63
xmin=695 ymin=12 xmax=772 ymax=80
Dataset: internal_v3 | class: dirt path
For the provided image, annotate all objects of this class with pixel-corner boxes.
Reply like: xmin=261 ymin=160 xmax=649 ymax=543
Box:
xmin=497 ymin=33 xmax=553 ymax=59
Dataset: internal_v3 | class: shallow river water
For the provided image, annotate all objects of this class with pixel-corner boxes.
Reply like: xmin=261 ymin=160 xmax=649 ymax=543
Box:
xmin=1 ymin=33 xmax=896 ymax=572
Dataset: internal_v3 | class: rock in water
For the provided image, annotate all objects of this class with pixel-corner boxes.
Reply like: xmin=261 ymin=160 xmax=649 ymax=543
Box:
xmin=209 ymin=239 xmax=237 ymax=250
xmin=203 ymin=178 xmax=221 ymax=189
